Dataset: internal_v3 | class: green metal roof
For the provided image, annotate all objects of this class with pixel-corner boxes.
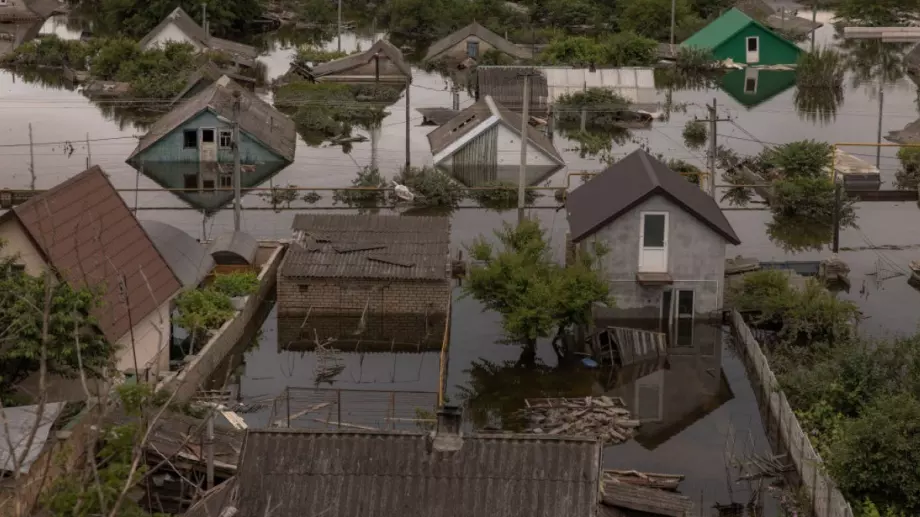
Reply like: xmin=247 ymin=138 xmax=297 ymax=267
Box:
xmin=681 ymin=8 xmax=759 ymax=50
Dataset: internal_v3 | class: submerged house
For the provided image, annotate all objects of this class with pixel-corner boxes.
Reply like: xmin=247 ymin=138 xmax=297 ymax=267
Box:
xmin=428 ymin=95 xmax=564 ymax=186
xmin=423 ymin=22 xmax=531 ymax=64
xmin=126 ymin=75 xmax=296 ymax=213
xmin=169 ymin=61 xmax=256 ymax=107
xmin=308 ymin=38 xmax=411 ymax=84
xmin=0 ymin=166 xmax=182 ymax=379
xmin=719 ymin=68 xmax=795 ymax=108
xmin=0 ymin=0 xmax=61 ymax=22
xmin=681 ymin=8 xmax=802 ymax=66
xmin=138 ymin=7 xmax=258 ymax=68
xmin=566 ymin=149 xmax=740 ymax=320
xmin=277 ymin=214 xmax=451 ymax=318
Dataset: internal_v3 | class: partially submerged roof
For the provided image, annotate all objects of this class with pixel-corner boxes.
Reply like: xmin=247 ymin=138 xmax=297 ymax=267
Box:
xmin=138 ymin=7 xmax=258 ymax=62
xmin=282 ymin=214 xmax=450 ymax=281
xmin=169 ymin=61 xmax=256 ymax=107
xmin=428 ymin=95 xmax=563 ymax=165
xmin=566 ymin=149 xmax=740 ymax=244
xmin=424 ymin=22 xmax=530 ymax=62
xmin=310 ymin=39 xmax=411 ymax=79
xmin=0 ymin=402 xmax=65 ymax=474
xmin=681 ymin=8 xmax=801 ymax=53
xmin=128 ymin=75 xmax=296 ymax=163
xmin=208 ymin=231 xmax=258 ymax=265
xmin=140 ymin=220 xmax=214 ymax=288
xmin=233 ymin=429 xmax=602 ymax=517
xmin=9 ymin=166 xmax=182 ymax=343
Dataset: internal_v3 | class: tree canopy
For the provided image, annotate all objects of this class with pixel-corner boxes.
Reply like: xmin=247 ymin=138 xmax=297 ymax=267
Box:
xmin=95 ymin=0 xmax=263 ymax=39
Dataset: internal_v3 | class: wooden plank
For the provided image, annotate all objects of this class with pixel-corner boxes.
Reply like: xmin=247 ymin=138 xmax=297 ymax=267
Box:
xmin=602 ymin=481 xmax=693 ymax=517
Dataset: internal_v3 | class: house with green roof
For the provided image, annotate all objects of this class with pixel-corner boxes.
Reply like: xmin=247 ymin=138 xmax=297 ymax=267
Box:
xmin=681 ymin=8 xmax=802 ymax=66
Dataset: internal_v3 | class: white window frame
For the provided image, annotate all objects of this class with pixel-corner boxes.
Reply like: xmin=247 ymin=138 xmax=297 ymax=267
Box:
xmin=638 ymin=211 xmax=669 ymax=273
xmin=219 ymin=129 xmax=233 ymax=149
xmin=661 ymin=288 xmax=695 ymax=347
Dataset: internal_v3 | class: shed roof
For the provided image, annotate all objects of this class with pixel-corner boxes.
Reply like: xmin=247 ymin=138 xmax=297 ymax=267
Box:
xmin=310 ymin=39 xmax=411 ymax=79
xmin=282 ymin=214 xmax=450 ymax=281
xmin=8 ymin=166 xmax=182 ymax=343
xmin=681 ymin=8 xmax=800 ymax=53
xmin=0 ymin=402 xmax=65 ymax=474
xmin=233 ymin=429 xmax=602 ymax=517
xmin=128 ymin=75 xmax=296 ymax=163
xmin=428 ymin=95 xmax=563 ymax=164
xmin=424 ymin=22 xmax=530 ymax=62
xmin=207 ymin=231 xmax=258 ymax=265
xmin=138 ymin=7 xmax=258 ymax=62
xmin=140 ymin=220 xmax=214 ymax=288
xmin=566 ymin=149 xmax=740 ymax=244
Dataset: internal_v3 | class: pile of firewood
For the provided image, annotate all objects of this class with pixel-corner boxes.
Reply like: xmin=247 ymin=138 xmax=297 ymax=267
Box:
xmin=517 ymin=396 xmax=640 ymax=444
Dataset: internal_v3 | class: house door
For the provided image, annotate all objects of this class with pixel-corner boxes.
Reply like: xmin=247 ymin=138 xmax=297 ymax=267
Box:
xmin=199 ymin=128 xmax=217 ymax=162
xmin=745 ymin=36 xmax=760 ymax=64
xmin=744 ymin=67 xmax=759 ymax=94
xmin=638 ymin=212 xmax=668 ymax=273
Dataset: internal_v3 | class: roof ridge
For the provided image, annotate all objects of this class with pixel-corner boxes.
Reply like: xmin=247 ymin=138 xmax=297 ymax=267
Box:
xmin=637 ymin=149 xmax=661 ymax=187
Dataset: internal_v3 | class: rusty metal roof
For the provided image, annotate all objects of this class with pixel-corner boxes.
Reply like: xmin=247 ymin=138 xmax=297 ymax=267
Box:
xmin=11 ymin=166 xmax=181 ymax=343
xmin=234 ymin=429 xmax=602 ymax=517
xmin=566 ymin=149 xmax=740 ymax=244
xmin=282 ymin=214 xmax=450 ymax=281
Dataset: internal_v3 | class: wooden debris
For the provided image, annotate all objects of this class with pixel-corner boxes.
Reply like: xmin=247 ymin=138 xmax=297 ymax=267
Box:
xmin=602 ymin=479 xmax=693 ymax=517
xmin=517 ymin=396 xmax=640 ymax=445
xmin=604 ymin=469 xmax=685 ymax=491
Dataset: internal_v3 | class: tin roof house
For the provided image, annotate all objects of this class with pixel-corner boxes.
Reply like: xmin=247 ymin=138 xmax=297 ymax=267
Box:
xmin=428 ymin=95 xmax=564 ymax=186
xmin=0 ymin=166 xmax=182 ymax=379
xmin=138 ymin=7 xmax=259 ymax=68
xmin=566 ymin=149 xmax=740 ymax=320
xmin=308 ymin=39 xmax=411 ymax=84
xmin=681 ymin=8 xmax=803 ymax=66
xmin=423 ymin=22 xmax=531 ymax=65
xmin=0 ymin=0 xmax=62 ymax=22
xmin=126 ymin=75 xmax=296 ymax=213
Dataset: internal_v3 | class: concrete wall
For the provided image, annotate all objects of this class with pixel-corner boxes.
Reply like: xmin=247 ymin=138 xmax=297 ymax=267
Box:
xmin=138 ymin=111 xmax=286 ymax=164
xmin=580 ymin=194 xmax=727 ymax=317
xmin=0 ymin=216 xmax=46 ymax=275
xmin=142 ymin=22 xmax=204 ymax=51
xmin=157 ymin=244 xmax=284 ymax=402
xmin=115 ymin=300 xmax=172 ymax=377
xmin=277 ymin=275 xmax=451 ymax=317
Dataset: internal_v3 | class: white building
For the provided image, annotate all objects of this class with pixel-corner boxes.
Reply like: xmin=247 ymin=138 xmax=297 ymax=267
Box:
xmin=138 ymin=7 xmax=258 ymax=68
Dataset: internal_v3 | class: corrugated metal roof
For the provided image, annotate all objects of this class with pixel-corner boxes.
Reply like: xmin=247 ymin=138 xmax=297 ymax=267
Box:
xmin=566 ymin=149 xmax=740 ymax=244
xmin=140 ymin=220 xmax=214 ymax=288
xmin=282 ymin=214 xmax=450 ymax=281
xmin=234 ymin=429 xmax=602 ymax=517
xmin=0 ymin=402 xmax=65 ymax=474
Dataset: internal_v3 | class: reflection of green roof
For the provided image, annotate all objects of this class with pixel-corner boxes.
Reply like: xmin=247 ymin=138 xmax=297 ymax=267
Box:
xmin=719 ymin=69 xmax=796 ymax=108
xmin=682 ymin=8 xmax=758 ymax=49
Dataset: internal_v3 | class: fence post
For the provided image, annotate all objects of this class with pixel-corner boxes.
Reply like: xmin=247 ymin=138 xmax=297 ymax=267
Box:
xmin=286 ymin=386 xmax=291 ymax=428
xmin=337 ymin=389 xmax=342 ymax=429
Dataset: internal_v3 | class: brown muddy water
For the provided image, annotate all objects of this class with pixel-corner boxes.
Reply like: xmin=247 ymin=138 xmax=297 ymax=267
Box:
xmin=2 ymin=6 xmax=920 ymax=515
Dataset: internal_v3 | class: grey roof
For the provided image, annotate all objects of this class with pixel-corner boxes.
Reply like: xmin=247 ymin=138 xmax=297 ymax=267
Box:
xmin=234 ymin=429 xmax=602 ymax=517
xmin=140 ymin=220 xmax=214 ymax=288
xmin=128 ymin=75 xmax=296 ymax=163
xmin=138 ymin=7 xmax=257 ymax=63
xmin=310 ymin=39 xmax=411 ymax=79
xmin=428 ymin=95 xmax=563 ymax=163
xmin=417 ymin=107 xmax=460 ymax=126
xmin=477 ymin=66 xmax=549 ymax=113
xmin=208 ymin=231 xmax=258 ymax=265
xmin=424 ymin=22 xmax=530 ymax=62
xmin=282 ymin=214 xmax=450 ymax=281
xmin=566 ymin=149 xmax=740 ymax=244
xmin=0 ymin=402 xmax=65 ymax=474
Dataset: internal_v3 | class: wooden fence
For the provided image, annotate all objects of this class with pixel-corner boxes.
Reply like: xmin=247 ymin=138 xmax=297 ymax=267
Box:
xmin=730 ymin=310 xmax=853 ymax=517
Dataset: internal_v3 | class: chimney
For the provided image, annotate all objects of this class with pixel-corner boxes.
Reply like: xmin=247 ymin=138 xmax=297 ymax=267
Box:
xmin=430 ymin=405 xmax=463 ymax=452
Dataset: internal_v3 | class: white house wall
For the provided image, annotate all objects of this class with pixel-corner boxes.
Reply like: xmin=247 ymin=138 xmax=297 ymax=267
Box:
xmin=0 ymin=217 xmax=47 ymax=276
xmin=143 ymin=22 xmax=203 ymax=51
xmin=496 ymin=123 xmax=556 ymax=168
xmin=115 ymin=300 xmax=172 ymax=377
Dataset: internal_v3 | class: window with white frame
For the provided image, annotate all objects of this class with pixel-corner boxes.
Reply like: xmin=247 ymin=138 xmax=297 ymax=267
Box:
xmin=638 ymin=212 xmax=668 ymax=273
xmin=219 ymin=130 xmax=233 ymax=149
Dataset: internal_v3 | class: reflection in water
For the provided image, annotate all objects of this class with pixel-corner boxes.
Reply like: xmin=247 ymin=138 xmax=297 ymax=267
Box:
xmin=277 ymin=312 xmax=447 ymax=352
xmin=767 ymin=215 xmax=833 ymax=252
xmin=794 ymin=85 xmax=844 ymax=125
xmin=0 ymin=21 xmax=44 ymax=59
xmin=719 ymin=69 xmax=796 ymax=110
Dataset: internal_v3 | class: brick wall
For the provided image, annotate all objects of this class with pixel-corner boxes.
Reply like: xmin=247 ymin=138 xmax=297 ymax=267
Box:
xmin=277 ymin=276 xmax=451 ymax=317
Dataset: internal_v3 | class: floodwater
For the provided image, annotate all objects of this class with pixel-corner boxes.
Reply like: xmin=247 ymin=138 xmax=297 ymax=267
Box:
xmin=3 ymin=5 xmax=920 ymax=515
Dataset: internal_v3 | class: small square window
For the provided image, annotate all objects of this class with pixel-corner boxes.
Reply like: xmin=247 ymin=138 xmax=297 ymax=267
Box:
xmin=183 ymin=130 xmax=197 ymax=149
xmin=201 ymin=128 xmax=215 ymax=143
xmin=183 ymin=174 xmax=197 ymax=189
xmin=8 ymin=263 xmax=25 ymax=274
xmin=219 ymin=130 xmax=232 ymax=149
xmin=0 ymin=0 xmax=9 ymax=6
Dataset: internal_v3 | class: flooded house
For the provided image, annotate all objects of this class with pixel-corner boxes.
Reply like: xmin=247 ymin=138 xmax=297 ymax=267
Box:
xmin=0 ymin=0 xmax=62 ymax=22
xmin=428 ymin=95 xmax=565 ymax=186
xmin=138 ymin=7 xmax=259 ymax=68
xmin=126 ymin=75 xmax=296 ymax=213
xmin=566 ymin=149 xmax=741 ymax=320
xmin=169 ymin=61 xmax=256 ymax=108
xmin=307 ymin=39 xmax=411 ymax=84
xmin=0 ymin=19 xmax=41 ymax=57
xmin=423 ymin=22 xmax=532 ymax=65
xmin=0 ymin=166 xmax=182 ymax=387
xmin=681 ymin=8 xmax=803 ymax=66
xmin=719 ymin=68 xmax=796 ymax=109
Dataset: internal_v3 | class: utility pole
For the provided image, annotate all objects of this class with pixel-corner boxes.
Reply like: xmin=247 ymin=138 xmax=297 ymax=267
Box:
xmin=405 ymin=78 xmax=411 ymax=169
xmin=85 ymin=132 xmax=91 ymax=169
xmin=232 ymin=90 xmax=242 ymax=232
xmin=706 ymin=99 xmax=732 ymax=198
xmin=517 ymin=70 xmax=535 ymax=223
xmin=832 ymin=183 xmax=841 ymax=253
xmin=669 ymin=0 xmax=676 ymax=47
xmin=201 ymin=3 xmax=208 ymax=36
xmin=205 ymin=411 xmax=215 ymax=490
xmin=337 ymin=0 xmax=342 ymax=52
xmin=811 ymin=1 xmax=818 ymax=52
xmin=28 ymin=123 xmax=35 ymax=190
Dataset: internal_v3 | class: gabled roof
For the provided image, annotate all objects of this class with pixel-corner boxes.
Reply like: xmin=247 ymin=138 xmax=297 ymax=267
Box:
xmin=8 ymin=166 xmax=181 ymax=343
xmin=423 ymin=22 xmax=530 ymax=62
xmin=128 ymin=75 xmax=296 ymax=163
xmin=232 ymin=429 xmax=602 ymax=517
xmin=138 ymin=7 xmax=257 ymax=62
xmin=680 ymin=7 xmax=800 ymax=54
xmin=169 ymin=63 xmax=255 ymax=107
xmin=566 ymin=149 xmax=740 ymax=244
xmin=428 ymin=95 xmax=563 ymax=165
xmin=309 ymin=39 xmax=411 ymax=79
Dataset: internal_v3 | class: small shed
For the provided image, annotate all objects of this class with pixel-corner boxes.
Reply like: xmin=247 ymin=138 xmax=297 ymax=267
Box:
xmin=208 ymin=231 xmax=258 ymax=266
xmin=680 ymin=8 xmax=803 ymax=66
xmin=140 ymin=220 xmax=214 ymax=287
xmin=308 ymin=39 xmax=411 ymax=84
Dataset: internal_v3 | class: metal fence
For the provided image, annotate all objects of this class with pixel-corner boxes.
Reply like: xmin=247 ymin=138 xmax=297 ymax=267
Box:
xmin=730 ymin=310 xmax=853 ymax=517
xmin=268 ymin=387 xmax=439 ymax=432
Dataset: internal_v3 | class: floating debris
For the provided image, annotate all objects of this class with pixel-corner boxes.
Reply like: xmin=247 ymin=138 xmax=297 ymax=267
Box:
xmin=604 ymin=469 xmax=685 ymax=491
xmin=518 ymin=396 xmax=640 ymax=444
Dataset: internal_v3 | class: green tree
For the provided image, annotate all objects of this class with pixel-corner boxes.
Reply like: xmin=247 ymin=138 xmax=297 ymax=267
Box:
xmin=539 ymin=36 xmax=607 ymax=65
xmin=617 ymin=0 xmax=694 ymax=41
xmin=463 ymin=219 xmax=611 ymax=356
xmin=836 ymin=0 xmax=920 ymax=26
xmin=542 ymin=0 xmax=599 ymax=27
xmin=381 ymin=0 xmax=449 ymax=40
xmin=96 ymin=0 xmax=263 ymax=39
xmin=604 ymin=32 xmax=658 ymax=66
xmin=896 ymin=146 xmax=920 ymax=190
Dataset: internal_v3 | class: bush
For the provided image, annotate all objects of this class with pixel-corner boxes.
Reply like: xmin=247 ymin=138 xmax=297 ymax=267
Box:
xmin=174 ymin=288 xmax=235 ymax=335
xmin=682 ymin=119 xmax=707 ymax=149
xmin=675 ymin=46 xmax=716 ymax=71
xmin=393 ymin=166 xmax=464 ymax=207
xmin=0 ymin=35 xmax=92 ymax=69
xmin=333 ymin=166 xmax=388 ymax=206
xmin=539 ymin=34 xmax=658 ymax=66
xmin=211 ymin=271 xmax=259 ymax=298
xmin=295 ymin=46 xmax=348 ymax=64
xmin=896 ymin=146 xmax=920 ymax=190
xmin=469 ymin=181 xmax=541 ymax=211
xmin=604 ymin=32 xmax=658 ymax=66
xmin=797 ymin=48 xmax=846 ymax=89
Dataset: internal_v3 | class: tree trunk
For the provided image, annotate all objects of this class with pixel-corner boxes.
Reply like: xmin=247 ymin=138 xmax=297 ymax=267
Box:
xmin=517 ymin=341 xmax=537 ymax=367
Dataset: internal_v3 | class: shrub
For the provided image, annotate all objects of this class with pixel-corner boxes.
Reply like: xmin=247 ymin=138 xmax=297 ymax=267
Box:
xmin=393 ymin=166 xmax=464 ymax=207
xmin=333 ymin=166 xmax=388 ymax=206
xmin=211 ymin=272 xmax=259 ymax=298
xmin=682 ymin=119 xmax=707 ymax=149
xmin=469 ymin=181 xmax=541 ymax=211
xmin=174 ymin=288 xmax=235 ymax=335
xmin=896 ymin=146 xmax=920 ymax=190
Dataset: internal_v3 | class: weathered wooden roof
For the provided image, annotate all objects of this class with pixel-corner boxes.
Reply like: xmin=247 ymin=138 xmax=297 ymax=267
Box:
xmin=602 ymin=480 xmax=693 ymax=517
xmin=232 ymin=429 xmax=602 ymax=517
xmin=309 ymin=39 xmax=411 ymax=79
xmin=169 ymin=62 xmax=256 ymax=107
xmin=424 ymin=22 xmax=530 ymax=62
